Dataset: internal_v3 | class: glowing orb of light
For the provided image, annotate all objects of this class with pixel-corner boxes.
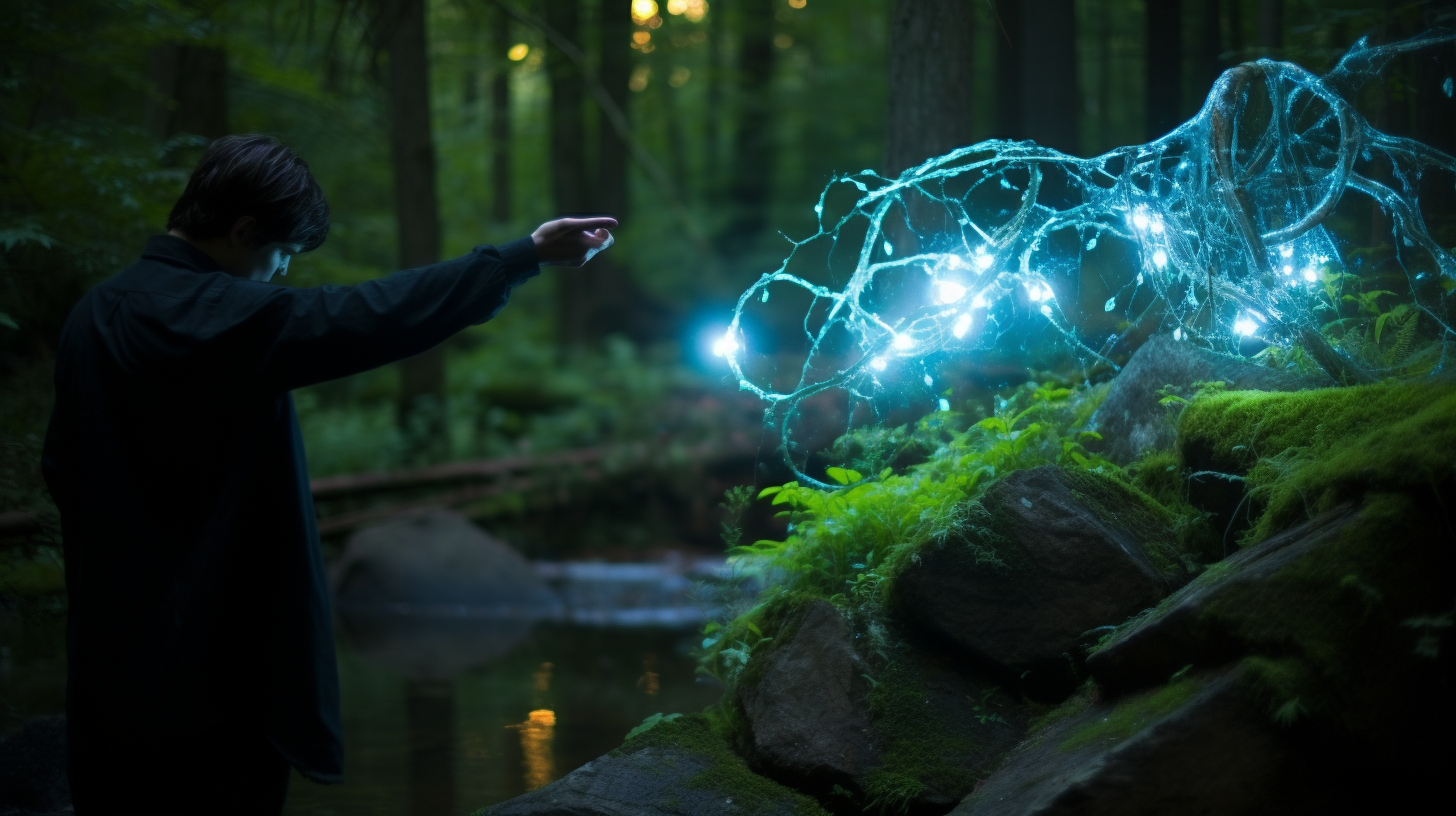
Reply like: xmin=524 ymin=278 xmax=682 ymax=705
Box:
xmin=938 ymin=398 xmax=951 ymax=412
xmin=1131 ymin=208 xmax=1151 ymax=230
xmin=507 ymin=43 xmax=530 ymax=61
xmin=631 ymin=0 xmax=659 ymax=23
xmin=1234 ymin=316 xmax=1259 ymax=336
xmin=952 ymin=312 xmax=973 ymax=338
xmin=1152 ymin=250 xmax=1169 ymax=268
xmin=923 ymin=374 xmax=933 ymax=386
xmin=1283 ymin=264 xmax=1294 ymax=275
xmin=935 ymin=280 xmax=968 ymax=304
xmin=1149 ymin=218 xmax=1165 ymax=234
xmin=1280 ymin=245 xmax=1295 ymax=258
xmin=711 ymin=328 xmax=739 ymax=357
xmin=973 ymin=250 xmax=994 ymax=271
xmin=971 ymin=293 xmax=988 ymax=309
xmin=1039 ymin=304 xmax=1053 ymax=317
xmin=1302 ymin=267 xmax=1318 ymax=282
xmin=892 ymin=333 xmax=915 ymax=350
xmin=1026 ymin=282 xmax=1053 ymax=302
xmin=870 ymin=356 xmax=888 ymax=371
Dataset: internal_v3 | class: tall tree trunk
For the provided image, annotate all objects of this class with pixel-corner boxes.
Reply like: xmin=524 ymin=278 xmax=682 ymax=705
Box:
xmin=884 ymin=0 xmax=976 ymax=176
xmin=596 ymin=0 xmax=632 ymax=222
xmin=717 ymin=0 xmax=775 ymax=257
xmin=705 ymin=0 xmax=730 ymax=198
xmin=145 ymin=44 xmax=229 ymax=140
xmin=491 ymin=7 xmax=512 ymax=223
xmin=1256 ymin=0 xmax=1282 ymax=50
xmin=1019 ymin=0 xmax=1079 ymax=154
xmin=380 ymin=0 xmax=447 ymax=459
xmin=1227 ymin=0 xmax=1244 ymax=57
xmin=1194 ymin=0 xmax=1223 ymax=97
xmin=1146 ymin=0 xmax=1183 ymax=140
xmin=992 ymin=0 xmax=1022 ymax=138
xmin=546 ymin=0 xmax=591 ymax=348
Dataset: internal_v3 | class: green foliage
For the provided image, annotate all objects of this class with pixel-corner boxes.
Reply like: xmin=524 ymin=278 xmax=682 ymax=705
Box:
xmin=624 ymin=711 xmax=683 ymax=740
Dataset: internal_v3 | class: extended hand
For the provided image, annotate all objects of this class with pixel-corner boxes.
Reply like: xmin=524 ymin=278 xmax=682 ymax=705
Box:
xmin=531 ymin=217 xmax=619 ymax=267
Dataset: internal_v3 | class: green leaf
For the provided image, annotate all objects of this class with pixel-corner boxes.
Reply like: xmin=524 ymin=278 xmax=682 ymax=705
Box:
xmin=757 ymin=486 xmax=783 ymax=499
xmin=826 ymin=466 xmax=851 ymax=485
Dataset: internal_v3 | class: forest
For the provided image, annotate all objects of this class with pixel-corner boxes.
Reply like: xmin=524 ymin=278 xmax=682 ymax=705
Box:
xmin=2 ymin=1 xmax=1455 ymax=815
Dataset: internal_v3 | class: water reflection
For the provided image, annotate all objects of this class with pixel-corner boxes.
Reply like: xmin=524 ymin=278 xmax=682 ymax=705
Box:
xmin=283 ymin=621 xmax=723 ymax=816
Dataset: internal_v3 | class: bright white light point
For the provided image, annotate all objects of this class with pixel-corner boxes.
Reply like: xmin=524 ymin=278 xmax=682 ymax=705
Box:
xmin=893 ymin=333 xmax=915 ymax=350
xmin=1302 ymin=267 xmax=1317 ymax=282
xmin=952 ymin=313 xmax=972 ymax=338
xmin=1132 ymin=210 xmax=1151 ymax=230
xmin=971 ymin=294 xmax=987 ymax=309
xmin=936 ymin=280 xmax=967 ymax=303
xmin=1137 ymin=273 xmax=1144 ymax=285
xmin=1039 ymin=304 xmax=1053 ymax=317
xmin=883 ymin=241 xmax=893 ymax=256
xmin=711 ymin=329 xmax=739 ymax=357
xmin=1152 ymin=250 xmax=1168 ymax=268
xmin=814 ymin=204 xmax=823 ymax=215
xmin=1173 ymin=327 xmax=1183 ymax=341
xmin=923 ymin=374 xmax=934 ymax=386
xmin=1282 ymin=264 xmax=1293 ymax=276
xmin=1026 ymin=282 xmax=1052 ymax=302
xmin=938 ymin=398 xmax=951 ymax=412
xmin=870 ymin=356 xmax=888 ymax=371
xmin=1280 ymin=246 xmax=1294 ymax=258
xmin=974 ymin=251 xmax=994 ymax=271
xmin=1150 ymin=218 xmax=1164 ymax=234
xmin=1234 ymin=317 xmax=1258 ymax=336
xmin=946 ymin=255 xmax=964 ymax=269
xmin=1104 ymin=296 xmax=1116 ymax=312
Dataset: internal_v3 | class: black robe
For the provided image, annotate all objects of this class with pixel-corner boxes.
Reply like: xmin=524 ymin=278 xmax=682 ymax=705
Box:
xmin=42 ymin=234 xmax=539 ymax=782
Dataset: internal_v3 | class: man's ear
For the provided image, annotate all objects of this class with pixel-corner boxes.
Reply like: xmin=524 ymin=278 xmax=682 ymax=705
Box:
xmin=228 ymin=216 xmax=260 ymax=250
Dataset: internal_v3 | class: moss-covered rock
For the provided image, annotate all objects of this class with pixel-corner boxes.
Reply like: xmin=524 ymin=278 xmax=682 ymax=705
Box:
xmin=892 ymin=466 xmax=1193 ymax=696
xmin=481 ymin=714 xmax=829 ymax=816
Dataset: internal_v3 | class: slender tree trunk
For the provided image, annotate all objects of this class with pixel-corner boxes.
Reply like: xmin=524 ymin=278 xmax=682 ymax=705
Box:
xmin=145 ymin=44 xmax=229 ymax=140
xmin=705 ymin=0 xmax=730 ymax=197
xmin=596 ymin=0 xmax=632 ymax=222
xmin=1019 ymin=0 xmax=1079 ymax=154
xmin=1256 ymin=0 xmax=1282 ymax=50
xmin=1228 ymin=0 xmax=1244 ymax=57
xmin=1146 ymin=0 xmax=1183 ymax=140
xmin=992 ymin=0 xmax=1022 ymax=138
xmin=380 ymin=0 xmax=447 ymax=459
xmin=718 ymin=0 xmax=775 ymax=257
xmin=1194 ymin=0 xmax=1223 ymax=95
xmin=885 ymin=0 xmax=976 ymax=176
xmin=546 ymin=0 xmax=590 ymax=347
xmin=491 ymin=6 xmax=512 ymax=224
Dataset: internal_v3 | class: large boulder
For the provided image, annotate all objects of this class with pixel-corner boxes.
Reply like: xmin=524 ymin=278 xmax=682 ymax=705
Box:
xmin=737 ymin=600 xmax=1029 ymax=811
xmin=482 ymin=714 xmax=827 ymax=816
xmin=0 ymin=715 xmax=70 ymax=816
xmin=736 ymin=600 xmax=875 ymax=789
xmin=1086 ymin=505 xmax=1358 ymax=695
xmin=951 ymin=666 xmax=1340 ymax=816
xmin=894 ymin=467 xmax=1189 ymax=695
xmin=332 ymin=509 xmax=561 ymax=616
xmin=1088 ymin=334 xmax=1327 ymax=466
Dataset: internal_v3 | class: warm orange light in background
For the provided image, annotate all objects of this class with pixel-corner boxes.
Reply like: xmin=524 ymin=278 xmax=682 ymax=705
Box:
xmin=532 ymin=661 xmax=553 ymax=692
xmin=629 ymin=65 xmax=651 ymax=91
xmin=788 ymin=0 xmax=807 ymax=7
xmin=668 ymin=66 xmax=691 ymax=87
xmin=636 ymin=670 xmax=660 ymax=695
xmin=631 ymin=0 xmax=658 ymax=24
xmin=509 ymin=709 xmax=557 ymax=792
xmin=668 ymin=0 xmax=709 ymax=22
xmin=506 ymin=43 xmax=529 ymax=61
xmin=632 ymin=31 xmax=652 ymax=45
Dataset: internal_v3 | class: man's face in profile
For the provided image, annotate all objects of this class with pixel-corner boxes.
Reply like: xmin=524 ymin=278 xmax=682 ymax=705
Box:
xmin=246 ymin=241 xmax=305 ymax=282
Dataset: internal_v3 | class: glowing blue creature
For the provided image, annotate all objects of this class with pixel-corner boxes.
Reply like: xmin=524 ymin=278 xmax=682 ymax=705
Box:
xmin=719 ymin=32 xmax=1456 ymax=489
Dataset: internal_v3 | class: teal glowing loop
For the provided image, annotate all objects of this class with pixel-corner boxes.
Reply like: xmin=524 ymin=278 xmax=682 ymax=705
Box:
xmin=722 ymin=32 xmax=1456 ymax=489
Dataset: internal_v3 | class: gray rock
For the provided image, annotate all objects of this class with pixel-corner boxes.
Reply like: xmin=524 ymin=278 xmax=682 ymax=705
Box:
xmin=332 ymin=510 xmax=561 ymax=615
xmin=952 ymin=665 xmax=1327 ymax=816
xmin=736 ymin=600 xmax=876 ymax=789
xmin=1089 ymin=334 xmax=1327 ymax=466
xmin=894 ymin=467 xmax=1187 ymax=694
xmin=0 ymin=715 xmax=70 ymax=816
xmin=737 ymin=600 xmax=1029 ymax=809
xmin=1085 ymin=505 xmax=1358 ymax=695
xmin=482 ymin=715 xmax=826 ymax=816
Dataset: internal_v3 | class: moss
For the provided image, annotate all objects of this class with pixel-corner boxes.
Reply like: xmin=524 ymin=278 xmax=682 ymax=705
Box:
xmin=860 ymin=646 xmax=1021 ymax=814
xmin=1198 ymin=490 xmax=1456 ymax=746
xmin=1057 ymin=675 xmax=1203 ymax=751
xmin=0 ymin=546 xmax=66 ymax=599
xmin=1025 ymin=681 xmax=1097 ymax=737
xmin=1058 ymin=466 xmax=1201 ymax=575
xmin=1177 ymin=380 xmax=1456 ymax=543
xmin=614 ymin=714 xmax=831 ymax=816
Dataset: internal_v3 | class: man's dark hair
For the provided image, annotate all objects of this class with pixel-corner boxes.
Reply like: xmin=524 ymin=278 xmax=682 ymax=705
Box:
xmin=167 ymin=134 xmax=330 ymax=251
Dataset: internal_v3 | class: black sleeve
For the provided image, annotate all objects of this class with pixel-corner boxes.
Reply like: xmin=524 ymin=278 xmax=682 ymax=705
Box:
xmin=166 ymin=238 xmax=539 ymax=392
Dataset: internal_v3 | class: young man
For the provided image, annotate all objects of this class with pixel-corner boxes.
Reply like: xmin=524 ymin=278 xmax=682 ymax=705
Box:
xmin=41 ymin=134 xmax=615 ymax=815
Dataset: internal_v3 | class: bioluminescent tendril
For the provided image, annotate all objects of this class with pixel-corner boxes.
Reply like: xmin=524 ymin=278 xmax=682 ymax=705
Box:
xmin=724 ymin=32 xmax=1456 ymax=489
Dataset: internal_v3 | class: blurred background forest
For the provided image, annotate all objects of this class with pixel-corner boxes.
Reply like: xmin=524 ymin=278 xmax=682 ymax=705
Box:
xmin=3 ymin=0 xmax=1455 ymax=576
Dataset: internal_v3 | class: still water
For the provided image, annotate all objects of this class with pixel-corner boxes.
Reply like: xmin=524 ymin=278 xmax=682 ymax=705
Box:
xmin=0 ymin=611 xmax=724 ymax=816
